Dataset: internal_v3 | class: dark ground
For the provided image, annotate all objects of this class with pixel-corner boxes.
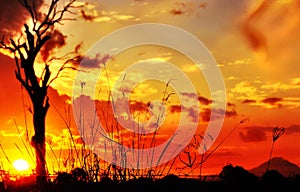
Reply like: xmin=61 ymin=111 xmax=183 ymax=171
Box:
xmin=2 ymin=166 xmax=300 ymax=192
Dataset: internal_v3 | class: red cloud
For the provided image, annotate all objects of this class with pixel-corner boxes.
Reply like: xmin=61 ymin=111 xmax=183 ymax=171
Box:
xmin=40 ymin=29 xmax=67 ymax=62
xmin=129 ymin=100 xmax=149 ymax=114
xmin=239 ymin=129 xmax=267 ymax=142
xmin=170 ymin=1 xmax=206 ymax=16
xmin=180 ymin=93 xmax=212 ymax=106
xmin=0 ymin=0 xmax=44 ymax=38
xmin=200 ymin=108 xmax=238 ymax=122
xmin=241 ymin=99 xmax=256 ymax=104
xmin=227 ymin=102 xmax=236 ymax=107
xmin=198 ymin=96 xmax=212 ymax=105
xmin=169 ymin=105 xmax=181 ymax=113
xmin=80 ymin=9 xmax=97 ymax=22
xmin=261 ymin=97 xmax=283 ymax=105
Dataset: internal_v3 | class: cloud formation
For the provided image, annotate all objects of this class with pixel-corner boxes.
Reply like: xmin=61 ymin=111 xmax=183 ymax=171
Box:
xmin=170 ymin=1 xmax=206 ymax=16
xmin=241 ymin=0 xmax=270 ymax=51
xmin=0 ymin=0 xmax=43 ymax=38
xmin=239 ymin=128 xmax=267 ymax=142
xmin=261 ymin=97 xmax=283 ymax=107
xmin=169 ymin=94 xmax=238 ymax=122
xmin=241 ymin=99 xmax=256 ymax=104
xmin=240 ymin=124 xmax=300 ymax=143
xmin=285 ymin=124 xmax=300 ymax=135
xmin=80 ymin=9 xmax=98 ymax=21
xmin=40 ymin=29 xmax=67 ymax=62
xmin=241 ymin=0 xmax=300 ymax=76
xmin=200 ymin=108 xmax=238 ymax=122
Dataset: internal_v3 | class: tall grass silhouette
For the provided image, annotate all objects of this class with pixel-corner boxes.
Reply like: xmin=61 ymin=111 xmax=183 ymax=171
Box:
xmin=266 ymin=127 xmax=285 ymax=172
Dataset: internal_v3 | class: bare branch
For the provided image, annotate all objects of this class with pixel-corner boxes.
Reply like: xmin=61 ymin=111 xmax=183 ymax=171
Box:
xmin=10 ymin=38 xmax=26 ymax=65
xmin=18 ymin=0 xmax=37 ymax=25
xmin=47 ymin=64 xmax=77 ymax=86
xmin=42 ymin=64 xmax=51 ymax=88
xmin=14 ymin=55 xmax=21 ymax=76
xmin=37 ymin=0 xmax=76 ymax=36
xmin=0 ymin=37 xmax=15 ymax=52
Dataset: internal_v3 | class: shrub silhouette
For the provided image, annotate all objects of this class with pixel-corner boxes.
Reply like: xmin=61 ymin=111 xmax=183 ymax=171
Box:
xmin=219 ymin=164 xmax=258 ymax=191
xmin=262 ymin=170 xmax=287 ymax=192
xmin=71 ymin=168 xmax=89 ymax=183
xmin=54 ymin=172 xmax=73 ymax=185
xmin=156 ymin=174 xmax=183 ymax=192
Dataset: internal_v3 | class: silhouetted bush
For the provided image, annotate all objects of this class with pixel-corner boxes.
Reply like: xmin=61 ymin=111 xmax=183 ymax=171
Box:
xmin=2 ymin=167 xmax=300 ymax=192
xmin=262 ymin=170 xmax=288 ymax=192
xmin=219 ymin=164 xmax=259 ymax=192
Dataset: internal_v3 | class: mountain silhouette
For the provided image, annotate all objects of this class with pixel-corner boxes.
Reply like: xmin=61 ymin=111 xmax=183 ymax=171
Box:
xmin=250 ymin=157 xmax=300 ymax=177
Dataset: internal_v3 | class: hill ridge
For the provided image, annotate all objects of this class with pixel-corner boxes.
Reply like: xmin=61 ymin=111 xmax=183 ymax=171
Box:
xmin=250 ymin=157 xmax=300 ymax=177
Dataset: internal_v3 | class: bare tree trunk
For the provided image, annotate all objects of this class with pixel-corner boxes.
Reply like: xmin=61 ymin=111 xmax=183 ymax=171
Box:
xmin=31 ymin=94 xmax=49 ymax=185
xmin=0 ymin=0 xmax=77 ymax=187
xmin=35 ymin=143 xmax=46 ymax=184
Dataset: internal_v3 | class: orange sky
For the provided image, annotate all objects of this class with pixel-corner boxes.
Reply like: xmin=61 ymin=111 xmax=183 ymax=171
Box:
xmin=0 ymin=0 xmax=300 ymax=176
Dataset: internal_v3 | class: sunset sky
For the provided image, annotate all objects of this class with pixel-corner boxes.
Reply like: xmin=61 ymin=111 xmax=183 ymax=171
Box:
xmin=0 ymin=0 xmax=300 ymax=176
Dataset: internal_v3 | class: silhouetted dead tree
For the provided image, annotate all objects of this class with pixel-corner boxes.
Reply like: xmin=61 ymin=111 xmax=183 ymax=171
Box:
xmin=0 ymin=0 xmax=77 ymax=186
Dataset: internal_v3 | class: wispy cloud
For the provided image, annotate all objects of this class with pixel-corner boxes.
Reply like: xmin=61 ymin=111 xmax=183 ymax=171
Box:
xmin=79 ymin=4 xmax=137 ymax=23
xmin=232 ymin=78 xmax=300 ymax=109
xmin=227 ymin=58 xmax=252 ymax=66
xmin=170 ymin=1 xmax=207 ymax=16
xmin=181 ymin=64 xmax=204 ymax=73
xmin=241 ymin=0 xmax=300 ymax=76
xmin=241 ymin=96 xmax=300 ymax=109
xmin=231 ymin=81 xmax=263 ymax=101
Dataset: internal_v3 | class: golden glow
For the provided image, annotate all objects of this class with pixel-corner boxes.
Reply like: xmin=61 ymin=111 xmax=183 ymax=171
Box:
xmin=13 ymin=159 xmax=30 ymax=172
